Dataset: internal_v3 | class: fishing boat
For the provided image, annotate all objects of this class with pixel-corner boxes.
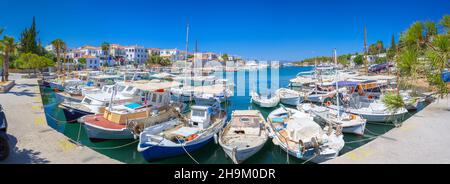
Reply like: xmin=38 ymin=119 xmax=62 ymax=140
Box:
xmin=48 ymin=78 xmax=84 ymax=91
xmin=219 ymin=110 xmax=268 ymax=164
xmin=343 ymin=95 xmax=408 ymax=123
xmin=59 ymin=85 xmax=138 ymax=121
xmin=300 ymin=103 xmax=367 ymax=135
xmin=266 ymin=106 xmax=345 ymax=163
xmin=81 ymin=103 xmax=149 ymax=140
xmin=171 ymin=87 xmax=195 ymax=102
xmin=276 ymin=88 xmax=305 ymax=106
xmin=399 ymin=90 xmax=428 ymax=111
xmin=251 ymin=91 xmax=280 ymax=108
xmin=79 ymin=81 xmax=182 ymax=140
xmin=137 ymin=103 xmax=227 ymax=161
xmin=305 ymin=86 xmax=337 ymax=103
xmin=193 ymin=85 xmax=233 ymax=105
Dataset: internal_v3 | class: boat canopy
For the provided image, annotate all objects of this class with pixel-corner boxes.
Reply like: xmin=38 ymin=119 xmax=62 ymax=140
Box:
xmin=117 ymin=80 xmax=181 ymax=92
xmin=332 ymin=81 xmax=360 ymax=87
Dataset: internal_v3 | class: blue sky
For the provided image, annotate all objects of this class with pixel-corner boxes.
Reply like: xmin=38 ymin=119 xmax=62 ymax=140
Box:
xmin=0 ymin=0 xmax=448 ymax=61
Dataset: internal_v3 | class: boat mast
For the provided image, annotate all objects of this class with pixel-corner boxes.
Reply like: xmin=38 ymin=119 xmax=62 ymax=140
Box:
xmin=185 ymin=21 xmax=190 ymax=72
xmin=108 ymin=84 xmax=116 ymax=111
xmin=334 ymin=48 xmax=340 ymax=118
xmin=364 ymin=25 xmax=368 ymax=74
xmin=184 ymin=21 xmax=190 ymax=86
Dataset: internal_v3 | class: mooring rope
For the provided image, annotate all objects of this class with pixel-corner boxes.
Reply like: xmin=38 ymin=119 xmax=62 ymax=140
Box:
xmin=87 ymin=140 xmax=139 ymax=150
xmin=302 ymin=153 xmax=318 ymax=164
xmin=175 ymin=136 xmax=200 ymax=164
xmin=45 ymin=112 xmax=79 ymax=123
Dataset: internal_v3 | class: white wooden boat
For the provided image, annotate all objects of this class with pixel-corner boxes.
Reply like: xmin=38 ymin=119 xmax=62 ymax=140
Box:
xmin=345 ymin=98 xmax=408 ymax=123
xmin=266 ymin=107 xmax=345 ymax=163
xmin=276 ymin=88 xmax=304 ymax=106
xmin=251 ymin=91 xmax=280 ymax=108
xmin=300 ymin=104 xmax=367 ymax=135
xmin=219 ymin=110 xmax=268 ymax=164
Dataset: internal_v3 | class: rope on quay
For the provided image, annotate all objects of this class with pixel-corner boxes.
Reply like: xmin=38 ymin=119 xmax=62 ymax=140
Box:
xmin=344 ymin=136 xmax=377 ymax=144
xmin=175 ymin=136 xmax=200 ymax=164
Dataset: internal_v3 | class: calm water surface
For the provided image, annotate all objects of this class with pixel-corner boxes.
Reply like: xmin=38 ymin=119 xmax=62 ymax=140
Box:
xmin=40 ymin=66 xmax=419 ymax=164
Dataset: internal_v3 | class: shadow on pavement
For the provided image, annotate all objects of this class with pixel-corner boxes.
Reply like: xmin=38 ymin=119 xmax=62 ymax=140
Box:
xmin=2 ymin=134 xmax=50 ymax=164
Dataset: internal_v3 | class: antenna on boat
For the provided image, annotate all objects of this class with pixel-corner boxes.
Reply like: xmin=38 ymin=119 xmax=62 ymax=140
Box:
xmin=184 ymin=20 xmax=190 ymax=87
xmin=364 ymin=25 xmax=368 ymax=75
xmin=334 ymin=48 xmax=340 ymax=119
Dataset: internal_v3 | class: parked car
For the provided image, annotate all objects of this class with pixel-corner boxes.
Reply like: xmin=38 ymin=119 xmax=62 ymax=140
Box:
xmin=0 ymin=104 xmax=9 ymax=161
xmin=369 ymin=63 xmax=391 ymax=73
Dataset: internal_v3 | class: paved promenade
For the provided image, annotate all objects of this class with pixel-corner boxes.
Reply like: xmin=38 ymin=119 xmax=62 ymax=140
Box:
xmin=325 ymin=96 xmax=450 ymax=164
xmin=1 ymin=74 xmax=121 ymax=164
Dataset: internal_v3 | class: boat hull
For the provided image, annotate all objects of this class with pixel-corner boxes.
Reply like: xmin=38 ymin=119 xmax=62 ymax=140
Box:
xmin=353 ymin=112 xmax=406 ymax=123
xmin=342 ymin=123 xmax=366 ymax=136
xmin=139 ymin=137 xmax=213 ymax=162
xmin=280 ymin=96 xmax=301 ymax=106
xmin=59 ymin=104 xmax=93 ymax=122
xmin=220 ymin=142 xmax=266 ymax=164
xmin=84 ymin=122 xmax=134 ymax=140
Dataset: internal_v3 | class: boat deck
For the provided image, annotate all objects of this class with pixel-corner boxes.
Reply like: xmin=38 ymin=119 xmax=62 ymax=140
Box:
xmin=83 ymin=114 xmax=126 ymax=130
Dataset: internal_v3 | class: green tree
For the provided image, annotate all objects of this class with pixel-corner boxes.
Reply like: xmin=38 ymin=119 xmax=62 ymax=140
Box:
xmin=101 ymin=42 xmax=110 ymax=67
xmin=76 ymin=58 xmax=87 ymax=71
xmin=400 ymin=22 xmax=424 ymax=49
xmin=425 ymin=34 xmax=449 ymax=98
xmin=19 ymin=16 xmax=39 ymax=55
xmin=15 ymin=53 xmax=54 ymax=76
xmin=424 ymin=21 xmax=438 ymax=41
xmin=382 ymin=92 xmax=405 ymax=112
xmin=51 ymin=39 xmax=65 ymax=74
xmin=221 ymin=54 xmax=229 ymax=61
xmin=387 ymin=35 xmax=397 ymax=61
xmin=353 ymin=55 xmax=364 ymax=65
xmin=1 ymin=36 xmax=17 ymax=82
xmin=337 ymin=54 xmax=350 ymax=66
xmin=440 ymin=15 xmax=450 ymax=34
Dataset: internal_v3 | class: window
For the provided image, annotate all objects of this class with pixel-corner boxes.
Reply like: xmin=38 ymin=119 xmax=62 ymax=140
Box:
xmin=83 ymin=98 xmax=92 ymax=105
xmin=158 ymin=95 xmax=162 ymax=103
xmin=151 ymin=94 xmax=157 ymax=102
xmin=192 ymin=110 xmax=206 ymax=117
xmin=126 ymin=86 xmax=134 ymax=91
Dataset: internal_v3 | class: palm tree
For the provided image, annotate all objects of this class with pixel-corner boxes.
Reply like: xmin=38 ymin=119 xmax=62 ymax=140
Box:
xmin=1 ymin=36 xmax=16 ymax=82
xmin=62 ymin=42 xmax=67 ymax=74
xmin=101 ymin=42 xmax=110 ymax=68
xmin=51 ymin=39 xmax=65 ymax=74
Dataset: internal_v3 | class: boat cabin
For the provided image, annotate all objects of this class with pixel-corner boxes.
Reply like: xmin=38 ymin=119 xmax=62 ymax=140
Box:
xmin=189 ymin=106 xmax=212 ymax=130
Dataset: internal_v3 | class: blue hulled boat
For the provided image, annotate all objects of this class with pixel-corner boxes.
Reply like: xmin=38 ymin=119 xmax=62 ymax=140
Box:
xmin=137 ymin=104 xmax=226 ymax=162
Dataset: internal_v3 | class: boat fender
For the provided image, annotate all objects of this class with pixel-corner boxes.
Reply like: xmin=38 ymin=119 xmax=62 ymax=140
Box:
xmin=214 ymin=133 xmax=218 ymax=144
xmin=336 ymin=125 xmax=343 ymax=136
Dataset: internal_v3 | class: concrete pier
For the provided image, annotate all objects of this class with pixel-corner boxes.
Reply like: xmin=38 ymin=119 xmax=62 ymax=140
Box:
xmin=325 ymin=96 xmax=450 ymax=164
xmin=1 ymin=73 xmax=121 ymax=164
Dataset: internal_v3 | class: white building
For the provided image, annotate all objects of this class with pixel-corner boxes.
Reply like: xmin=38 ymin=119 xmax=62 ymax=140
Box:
xmin=79 ymin=55 xmax=101 ymax=69
xmin=124 ymin=45 xmax=147 ymax=65
xmin=160 ymin=49 xmax=185 ymax=61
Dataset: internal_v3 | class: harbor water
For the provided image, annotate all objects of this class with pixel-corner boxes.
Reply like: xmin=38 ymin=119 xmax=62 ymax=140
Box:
xmin=40 ymin=66 xmax=419 ymax=164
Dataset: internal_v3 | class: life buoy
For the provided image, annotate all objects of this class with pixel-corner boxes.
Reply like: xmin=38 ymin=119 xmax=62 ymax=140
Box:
xmin=368 ymin=95 xmax=374 ymax=100
xmin=326 ymin=101 xmax=332 ymax=107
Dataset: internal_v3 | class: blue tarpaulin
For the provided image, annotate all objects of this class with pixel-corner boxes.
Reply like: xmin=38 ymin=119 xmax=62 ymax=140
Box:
xmin=332 ymin=81 xmax=360 ymax=87
xmin=443 ymin=71 xmax=450 ymax=83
